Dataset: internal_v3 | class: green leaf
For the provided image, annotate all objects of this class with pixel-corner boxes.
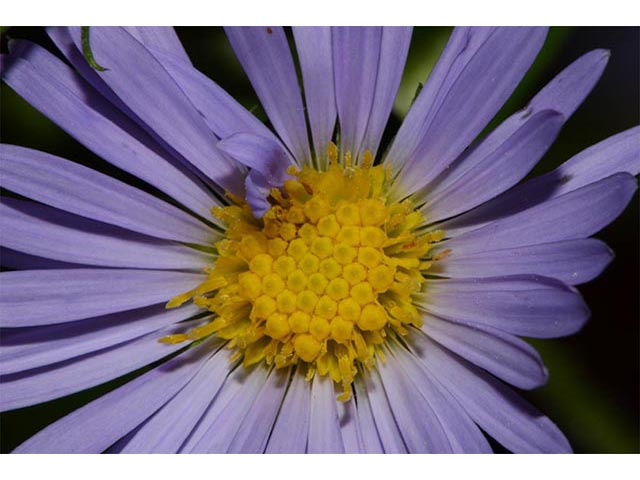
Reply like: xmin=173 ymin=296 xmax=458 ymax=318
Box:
xmin=81 ymin=26 xmax=108 ymax=72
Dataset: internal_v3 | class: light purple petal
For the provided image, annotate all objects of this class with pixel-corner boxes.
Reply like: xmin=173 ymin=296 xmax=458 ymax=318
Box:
xmin=265 ymin=369 xmax=311 ymax=453
xmin=440 ymin=126 xmax=640 ymax=237
xmin=123 ymin=27 xmax=192 ymax=65
xmin=421 ymin=49 xmax=611 ymax=207
xmin=352 ymin=376 xmax=384 ymax=453
xmin=412 ymin=332 xmax=572 ymax=453
xmin=12 ymin=338 xmax=216 ymax=453
xmin=0 ymin=199 xmax=211 ymax=269
xmin=1 ymin=42 xmax=218 ymax=219
xmin=0 ymin=304 xmax=201 ymax=375
xmin=0 ymin=318 xmax=207 ymax=412
xmin=390 ymin=27 xmax=548 ymax=197
xmin=292 ymin=27 xmax=336 ymax=168
xmin=225 ymin=27 xmax=311 ymax=163
xmin=217 ymin=133 xmax=293 ymax=185
xmin=244 ymin=169 xmax=273 ymax=219
xmin=360 ymin=27 xmax=413 ymax=157
xmin=147 ymin=47 xmax=279 ymax=143
xmin=227 ymin=368 xmax=290 ymax=453
xmin=388 ymin=339 xmax=492 ymax=453
xmin=337 ymin=396 xmax=364 ymax=453
xmin=307 ymin=375 xmax=345 ymax=453
xmin=332 ymin=27 xmax=382 ymax=162
xmin=0 ymin=248 xmax=86 ymax=270
xmin=434 ymin=238 xmax=614 ymax=286
xmin=0 ymin=269 xmax=205 ymax=327
xmin=186 ymin=365 xmax=269 ymax=453
xmin=360 ymin=371 xmax=407 ymax=453
xmin=376 ymin=349 xmax=453 ymax=452
xmin=421 ymin=110 xmax=564 ymax=221
xmin=386 ymin=27 xmax=495 ymax=171
xmin=421 ymin=315 xmax=548 ymax=389
xmin=119 ymin=347 xmax=233 ymax=453
xmin=83 ymin=27 xmax=244 ymax=194
xmin=419 ymin=275 xmax=590 ymax=339
xmin=441 ymin=173 xmax=637 ymax=255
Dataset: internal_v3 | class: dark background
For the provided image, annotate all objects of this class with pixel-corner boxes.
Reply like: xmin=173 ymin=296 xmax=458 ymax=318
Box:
xmin=0 ymin=27 xmax=638 ymax=453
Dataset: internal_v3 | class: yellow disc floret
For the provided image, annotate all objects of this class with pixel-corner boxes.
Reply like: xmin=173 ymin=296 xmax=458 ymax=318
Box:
xmin=162 ymin=144 xmax=446 ymax=401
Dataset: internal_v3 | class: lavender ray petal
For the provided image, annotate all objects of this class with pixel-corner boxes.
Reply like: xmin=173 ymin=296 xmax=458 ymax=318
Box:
xmin=0 ymin=269 xmax=205 ymax=327
xmin=123 ymin=27 xmax=192 ymax=65
xmin=421 ymin=314 xmax=548 ymax=389
xmin=0 ymin=303 xmax=202 ymax=375
xmin=338 ymin=395 xmax=364 ymax=453
xmin=419 ymin=275 xmax=590 ymax=338
xmin=332 ymin=27 xmax=382 ymax=162
xmin=412 ymin=332 xmax=572 ymax=453
xmin=225 ymin=27 xmax=311 ymax=163
xmin=440 ymin=173 xmax=637 ymax=255
xmin=439 ymin=126 xmax=640 ymax=237
xmin=361 ymin=370 xmax=407 ymax=453
xmin=421 ymin=49 xmax=610 ymax=207
xmin=434 ymin=238 xmax=614 ymax=286
xmin=292 ymin=27 xmax=337 ymax=168
xmin=360 ymin=27 xmax=413 ymax=158
xmin=0 ymin=318 xmax=208 ymax=412
xmin=352 ymin=376 xmax=384 ymax=453
xmin=307 ymin=375 xmax=345 ymax=453
xmin=0 ymin=248 xmax=87 ymax=270
xmin=227 ymin=368 xmax=290 ymax=453
xmin=391 ymin=27 xmax=548 ymax=196
xmin=82 ymin=27 xmax=244 ymax=195
xmin=0 ymin=198 xmax=211 ymax=269
xmin=390 ymin=340 xmax=492 ymax=453
xmin=120 ymin=347 xmax=232 ymax=453
xmin=12 ymin=339 xmax=216 ymax=453
xmin=265 ymin=369 xmax=312 ymax=453
xmin=244 ymin=169 xmax=273 ymax=219
xmin=420 ymin=110 xmax=564 ymax=221
xmin=376 ymin=349 xmax=453 ymax=452
xmin=1 ymin=41 xmax=218 ymax=220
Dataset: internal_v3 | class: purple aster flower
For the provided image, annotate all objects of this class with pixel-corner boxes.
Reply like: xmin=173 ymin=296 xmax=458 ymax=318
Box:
xmin=0 ymin=26 xmax=638 ymax=454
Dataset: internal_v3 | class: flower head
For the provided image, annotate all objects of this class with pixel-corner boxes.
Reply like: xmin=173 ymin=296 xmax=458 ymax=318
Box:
xmin=0 ymin=26 xmax=638 ymax=453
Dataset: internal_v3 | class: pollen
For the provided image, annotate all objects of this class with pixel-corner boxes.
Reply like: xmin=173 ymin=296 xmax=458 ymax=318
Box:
xmin=163 ymin=143 xmax=446 ymax=401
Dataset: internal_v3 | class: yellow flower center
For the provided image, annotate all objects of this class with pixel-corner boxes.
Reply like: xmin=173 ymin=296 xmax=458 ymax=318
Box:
xmin=161 ymin=145 xmax=445 ymax=401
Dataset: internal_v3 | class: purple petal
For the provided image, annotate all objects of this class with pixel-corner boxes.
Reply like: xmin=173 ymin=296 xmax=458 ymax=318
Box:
xmin=185 ymin=365 xmax=269 ymax=453
xmin=376 ymin=349 xmax=453 ymax=452
xmin=1 ymin=41 xmax=217 ymax=219
xmin=292 ymin=27 xmax=337 ymax=168
xmin=244 ymin=169 xmax=273 ymax=218
xmin=440 ymin=126 xmax=640 ymax=237
xmin=0 ymin=198 xmax=211 ymax=269
xmin=12 ymin=339 xmax=216 ymax=453
xmin=422 ymin=49 xmax=610 ymax=207
xmin=391 ymin=27 xmax=548 ymax=196
xmin=421 ymin=110 xmax=564 ymax=221
xmin=360 ymin=27 xmax=413 ymax=158
xmin=419 ymin=275 xmax=590 ymax=338
xmin=388 ymin=339 xmax=492 ymax=453
xmin=265 ymin=370 xmax=311 ymax=453
xmin=217 ymin=133 xmax=293 ymax=186
xmin=0 ymin=318 xmax=208 ymax=412
xmin=360 ymin=371 xmax=407 ymax=453
xmin=442 ymin=173 xmax=637 ymax=255
xmin=337 ymin=395 xmax=364 ymax=453
xmin=421 ymin=315 xmax=548 ymax=389
xmin=386 ymin=27 xmax=495 ymax=171
xmin=332 ymin=27 xmax=382 ymax=162
xmin=307 ymin=375 xmax=345 ymax=453
xmin=352 ymin=376 xmax=384 ymax=453
xmin=434 ymin=238 xmax=614 ymax=286
xmin=0 ymin=303 xmax=201 ymax=375
xmin=147 ymin=47 xmax=279 ymax=143
xmin=123 ymin=27 xmax=192 ymax=65
xmin=1 ymin=248 xmax=86 ymax=270
xmin=120 ymin=347 xmax=233 ymax=453
xmin=0 ymin=269 xmax=205 ymax=327
xmin=227 ymin=368 xmax=290 ymax=453
xmin=225 ymin=27 xmax=310 ymax=163
xmin=81 ymin=27 xmax=244 ymax=194
xmin=412 ymin=332 xmax=572 ymax=453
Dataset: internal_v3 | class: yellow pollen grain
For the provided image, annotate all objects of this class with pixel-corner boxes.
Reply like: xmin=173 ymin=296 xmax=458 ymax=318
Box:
xmin=163 ymin=149 xmax=440 ymax=402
